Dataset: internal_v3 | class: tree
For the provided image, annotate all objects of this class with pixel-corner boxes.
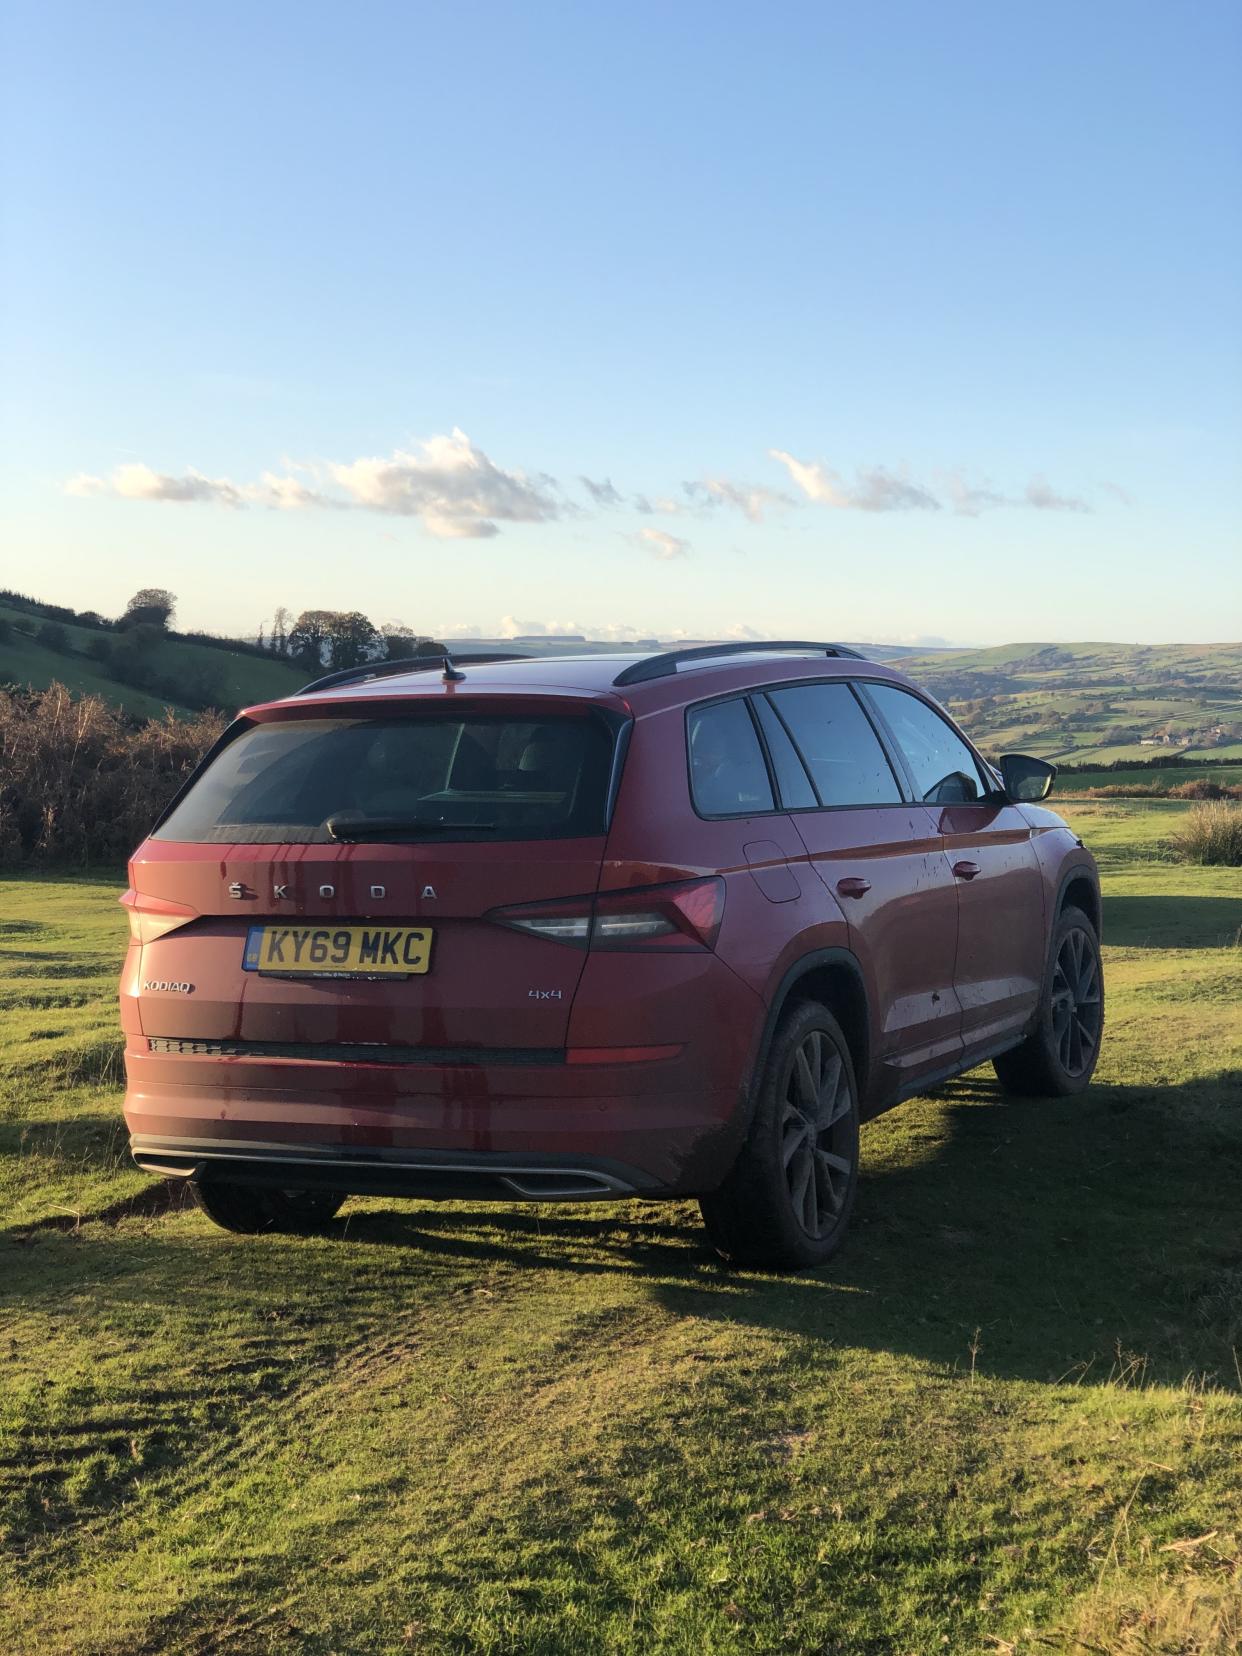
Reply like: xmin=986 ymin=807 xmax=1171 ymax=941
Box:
xmin=271 ymin=606 xmax=291 ymax=655
xmin=325 ymin=611 xmax=380 ymax=671
xmin=286 ymin=610 xmax=336 ymax=671
xmin=123 ymin=588 xmax=176 ymax=629
xmin=379 ymin=620 xmax=416 ymax=660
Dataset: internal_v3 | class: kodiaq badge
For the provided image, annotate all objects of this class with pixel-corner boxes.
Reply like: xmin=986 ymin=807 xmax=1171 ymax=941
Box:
xmin=370 ymin=884 xmax=386 ymax=899
xmin=319 ymin=884 xmax=335 ymax=899
xmin=273 ymin=884 xmax=290 ymax=900
xmin=422 ymin=885 xmax=437 ymax=900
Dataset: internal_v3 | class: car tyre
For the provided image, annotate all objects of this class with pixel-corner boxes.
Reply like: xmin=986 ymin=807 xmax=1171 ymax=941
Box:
xmin=700 ymin=1000 xmax=859 ymax=1271
xmin=190 ymin=1182 xmax=346 ymax=1235
xmin=993 ymin=904 xmax=1104 ymax=1098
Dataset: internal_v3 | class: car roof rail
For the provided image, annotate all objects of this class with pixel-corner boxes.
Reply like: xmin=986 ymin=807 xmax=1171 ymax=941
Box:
xmin=612 ymin=640 xmax=866 ymax=687
xmin=294 ymin=650 xmax=535 ymax=697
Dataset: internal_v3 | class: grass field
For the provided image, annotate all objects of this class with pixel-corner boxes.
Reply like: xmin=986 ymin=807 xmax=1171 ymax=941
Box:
xmin=2 ymin=804 xmax=1240 ymax=1653
xmin=0 ymin=599 xmax=309 ymax=716
xmin=1056 ymin=764 xmax=1242 ymax=794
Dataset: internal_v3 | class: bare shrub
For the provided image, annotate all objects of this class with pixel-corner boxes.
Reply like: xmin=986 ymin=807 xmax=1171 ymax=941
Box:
xmin=0 ymin=683 xmax=224 ymax=866
xmin=1169 ymin=778 xmax=1241 ymax=801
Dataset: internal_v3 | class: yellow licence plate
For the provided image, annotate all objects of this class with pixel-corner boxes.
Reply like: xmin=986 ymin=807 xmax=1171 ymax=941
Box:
xmin=243 ymin=924 xmax=432 ymax=977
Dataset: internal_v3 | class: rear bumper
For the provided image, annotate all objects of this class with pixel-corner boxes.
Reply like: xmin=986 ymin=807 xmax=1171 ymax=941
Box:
xmin=122 ymin=1042 xmax=748 ymax=1196
xmin=131 ymin=1136 xmax=655 ymax=1200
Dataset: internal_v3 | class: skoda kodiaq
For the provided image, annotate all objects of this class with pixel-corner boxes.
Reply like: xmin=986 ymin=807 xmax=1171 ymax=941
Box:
xmin=120 ymin=641 xmax=1103 ymax=1269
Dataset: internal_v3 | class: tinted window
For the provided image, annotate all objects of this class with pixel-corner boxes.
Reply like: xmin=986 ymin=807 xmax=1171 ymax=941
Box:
xmin=752 ymin=694 xmax=818 ymax=808
xmin=155 ymin=715 xmax=613 ymax=843
xmin=766 ymin=684 xmax=902 ymax=806
xmin=687 ymin=699 xmax=775 ymax=816
xmin=865 ymin=684 xmax=983 ymax=804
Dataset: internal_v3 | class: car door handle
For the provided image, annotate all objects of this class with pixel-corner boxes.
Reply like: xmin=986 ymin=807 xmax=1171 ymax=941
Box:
xmin=836 ymin=877 xmax=872 ymax=899
xmin=952 ymin=860 xmax=981 ymax=881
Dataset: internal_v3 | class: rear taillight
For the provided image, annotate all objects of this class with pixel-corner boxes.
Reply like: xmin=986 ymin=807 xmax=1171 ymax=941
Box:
xmin=120 ymin=889 xmax=198 ymax=945
xmin=493 ymin=877 xmax=725 ymax=952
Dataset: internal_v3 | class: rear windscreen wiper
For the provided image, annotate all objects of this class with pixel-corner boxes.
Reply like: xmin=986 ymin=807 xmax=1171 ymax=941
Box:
xmin=326 ymin=814 xmax=498 ymax=841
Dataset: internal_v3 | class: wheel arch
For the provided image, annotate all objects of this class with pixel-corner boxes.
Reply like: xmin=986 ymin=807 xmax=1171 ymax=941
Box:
xmin=1057 ymin=865 xmax=1101 ymax=940
xmin=748 ymin=948 xmax=872 ymax=1113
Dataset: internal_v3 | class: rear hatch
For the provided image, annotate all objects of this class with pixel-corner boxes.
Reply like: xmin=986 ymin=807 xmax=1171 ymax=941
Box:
xmin=127 ymin=695 xmax=625 ymax=1052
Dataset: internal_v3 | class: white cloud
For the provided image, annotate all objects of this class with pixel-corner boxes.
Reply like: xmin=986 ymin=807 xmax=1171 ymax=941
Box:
xmin=943 ymin=472 xmax=1011 ymax=517
xmin=637 ymin=527 xmax=691 ymax=560
xmin=254 ymin=471 xmax=341 ymax=510
xmin=328 ymin=429 xmax=560 ymax=537
xmin=579 ymin=475 xmax=625 ymax=508
xmin=769 ymin=451 xmax=940 ymax=512
xmin=65 ymin=429 xmax=561 ymax=540
xmin=66 ymin=463 xmax=248 ymax=507
xmin=685 ymin=478 xmax=795 ymax=522
xmin=1025 ymin=476 xmax=1090 ymax=513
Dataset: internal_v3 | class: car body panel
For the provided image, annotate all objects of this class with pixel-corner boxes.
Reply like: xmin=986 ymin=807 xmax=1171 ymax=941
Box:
xmin=119 ymin=647 xmax=1100 ymax=1201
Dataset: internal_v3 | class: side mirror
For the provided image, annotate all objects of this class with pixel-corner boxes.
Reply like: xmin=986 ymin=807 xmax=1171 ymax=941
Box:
xmin=998 ymin=753 xmax=1056 ymax=802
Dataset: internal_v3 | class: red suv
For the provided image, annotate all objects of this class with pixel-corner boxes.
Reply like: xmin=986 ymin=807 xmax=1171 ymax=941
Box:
xmin=120 ymin=642 xmax=1103 ymax=1269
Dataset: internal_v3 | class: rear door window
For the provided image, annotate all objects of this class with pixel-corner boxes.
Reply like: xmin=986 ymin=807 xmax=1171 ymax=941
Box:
xmin=751 ymin=694 xmax=818 ymax=808
xmin=765 ymin=684 xmax=903 ymax=806
xmin=864 ymin=684 xmax=985 ymax=804
xmin=154 ymin=714 xmax=614 ymax=843
xmin=687 ymin=699 xmax=775 ymax=817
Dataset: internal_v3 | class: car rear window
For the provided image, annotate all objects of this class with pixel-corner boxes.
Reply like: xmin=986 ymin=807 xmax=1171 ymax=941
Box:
xmin=154 ymin=714 xmax=615 ymax=843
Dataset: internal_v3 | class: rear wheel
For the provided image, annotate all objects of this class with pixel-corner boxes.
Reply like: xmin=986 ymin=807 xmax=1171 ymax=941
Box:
xmin=993 ymin=904 xmax=1104 ymax=1097
xmin=700 ymin=1001 xmax=859 ymax=1270
xmin=190 ymin=1182 xmax=346 ymax=1235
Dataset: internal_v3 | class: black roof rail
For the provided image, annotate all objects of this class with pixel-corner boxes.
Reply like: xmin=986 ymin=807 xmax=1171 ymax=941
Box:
xmin=294 ymin=651 xmax=534 ymax=697
xmin=612 ymin=640 xmax=865 ymax=687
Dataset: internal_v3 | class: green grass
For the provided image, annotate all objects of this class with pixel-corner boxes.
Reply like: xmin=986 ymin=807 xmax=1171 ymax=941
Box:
xmin=1058 ymin=763 xmax=1242 ymax=793
xmin=0 ymin=599 xmax=309 ymax=715
xmin=2 ymin=805 xmax=1240 ymax=1653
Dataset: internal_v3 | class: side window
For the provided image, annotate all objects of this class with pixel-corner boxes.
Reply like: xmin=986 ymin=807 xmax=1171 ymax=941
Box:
xmin=751 ymin=694 xmax=817 ymax=808
xmin=865 ymin=684 xmax=984 ymax=804
xmin=687 ymin=699 xmax=775 ymax=817
xmin=766 ymin=684 xmax=903 ymax=806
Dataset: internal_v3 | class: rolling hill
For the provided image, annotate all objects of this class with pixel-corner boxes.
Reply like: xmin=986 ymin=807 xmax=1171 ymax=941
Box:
xmin=2 ymin=598 xmax=1239 ymax=768
xmin=895 ymin=640 xmax=1242 ymax=767
xmin=0 ymin=598 xmax=311 ymax=717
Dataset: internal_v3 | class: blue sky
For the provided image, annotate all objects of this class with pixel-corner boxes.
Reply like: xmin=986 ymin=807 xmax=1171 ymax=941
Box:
xmin=2 ymin=0 xmax=1239 ymax=645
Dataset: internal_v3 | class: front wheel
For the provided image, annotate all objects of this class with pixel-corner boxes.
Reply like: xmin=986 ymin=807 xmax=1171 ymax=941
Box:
xmin=700 ymin=1001 xmax=860 ymax=1270
xmin=993 ymin=904 xmax=1104 ymax=1097
xmin=190 ymin=1182 xmax=346 ymax=1235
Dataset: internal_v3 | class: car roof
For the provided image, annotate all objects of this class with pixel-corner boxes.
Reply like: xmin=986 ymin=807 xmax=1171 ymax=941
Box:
xmin=242 ymin=647 xmax=916 ymax=721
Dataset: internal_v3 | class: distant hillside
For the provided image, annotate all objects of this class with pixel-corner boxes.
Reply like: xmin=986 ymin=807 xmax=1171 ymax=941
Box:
xmin=896 ymin=640 xmax=1242 ymax=766
xmin=0 ymin=598 xmax=311 ymax=717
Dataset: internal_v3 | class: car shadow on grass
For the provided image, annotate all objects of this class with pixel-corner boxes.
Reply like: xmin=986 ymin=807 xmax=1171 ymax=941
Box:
xmin=338 ymin=1067 xmax=1242 ymax=1389
xmin=1103 ymin=892 xmax=1242 ymax=948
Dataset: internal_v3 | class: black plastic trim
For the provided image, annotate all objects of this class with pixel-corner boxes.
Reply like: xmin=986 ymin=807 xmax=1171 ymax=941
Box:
xmin=129 ymin=1136 xmax=658 ymax=1199
xmin=145 ymin=1037 xmax=565 ymax=1066
xmin=747 ymin=947 xmax=872 ymax=1112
